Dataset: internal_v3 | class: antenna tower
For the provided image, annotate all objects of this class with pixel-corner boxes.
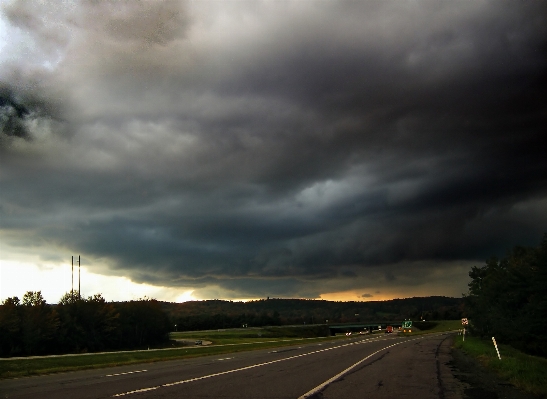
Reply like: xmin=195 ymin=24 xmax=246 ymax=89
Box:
xmin=78 ymin=255 xmax=81 ymax=298
xmin=71 ymin=256 xmax=74 ymax=301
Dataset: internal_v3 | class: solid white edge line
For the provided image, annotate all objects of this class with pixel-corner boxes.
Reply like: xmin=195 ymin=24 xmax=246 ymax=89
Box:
xmin=297 ymin=335 xmax=438 ymax=399
xmin=296 ymin=342 xmax=401 ymax=399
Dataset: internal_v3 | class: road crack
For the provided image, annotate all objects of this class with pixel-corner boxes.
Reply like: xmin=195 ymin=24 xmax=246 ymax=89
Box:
xmin=436 ymin=335 xmax=450 ymax=399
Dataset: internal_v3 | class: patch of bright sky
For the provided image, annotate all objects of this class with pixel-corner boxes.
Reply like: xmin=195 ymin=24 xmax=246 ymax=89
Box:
xmin=0 ymin=9 xmax=25 ymax=66
xmin=0 ymin=7 xmax=7 ymax=58
xmin=0 ymin=259 xmax=197 ymax=304
xmin=0 ymin=3 xmax=63 ymax=72
xmin=0 ymin=11 xmax=4 ymax=50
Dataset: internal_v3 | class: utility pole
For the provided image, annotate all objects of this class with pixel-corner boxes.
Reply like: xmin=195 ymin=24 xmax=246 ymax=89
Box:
xmin=71 ymin=255 xmax=81 ymax=300
xmin=71 ymin=256 xmax=74 ymax=301
xmin=78 ymin=255 xmax=81 ymax=299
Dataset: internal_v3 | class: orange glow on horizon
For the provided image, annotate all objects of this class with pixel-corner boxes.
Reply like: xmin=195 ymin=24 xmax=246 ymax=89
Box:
xmin=319 ymin=288 xmax=436 ymax=302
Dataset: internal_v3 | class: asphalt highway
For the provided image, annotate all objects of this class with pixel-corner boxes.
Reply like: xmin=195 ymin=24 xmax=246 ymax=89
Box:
xmin=1 ymin=332 xmax=465 ymax=399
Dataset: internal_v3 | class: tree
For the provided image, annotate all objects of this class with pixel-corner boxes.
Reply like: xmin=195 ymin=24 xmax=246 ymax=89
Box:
xmin=20 ymin=291 xmax=59 ymax=355
xmin=465 ymin=234 xmax=547 ymax=357
xmin=0 ymin=297 xmax=22 ymax=356
xmin=116 ymin=298 xmax=170 ymax=348
xmin=22 ymin=290 xmax=47 ymax=306
xmin=56 ymin=292 xmax=120 ymax=353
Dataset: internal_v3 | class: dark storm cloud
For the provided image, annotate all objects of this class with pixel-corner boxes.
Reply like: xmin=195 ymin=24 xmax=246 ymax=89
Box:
xmin=1 ymin=0 xmax=546 ymax=299
xmin=0 ymin=82 xmax=67 ymax=153
xmin=0 ymin=86 xmax=30 ymax=139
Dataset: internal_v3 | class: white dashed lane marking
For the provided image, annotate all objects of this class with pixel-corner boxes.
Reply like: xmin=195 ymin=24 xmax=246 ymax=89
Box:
xmin=106 ymin=370 xmax=147 ymax=377
xmin=112 ymin=336 xmax=398 ymax=397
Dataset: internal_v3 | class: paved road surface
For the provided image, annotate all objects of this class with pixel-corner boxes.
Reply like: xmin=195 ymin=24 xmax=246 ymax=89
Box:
xmin=1 ymin=332 xmax=465 ymax=399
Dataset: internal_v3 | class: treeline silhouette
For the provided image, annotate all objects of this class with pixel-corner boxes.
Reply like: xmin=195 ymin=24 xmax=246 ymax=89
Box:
xmin=465 ymin=233 xmax=547 ymax=357
xmin=164 ymin=296 xmax=465 ymax=331
xmin=0 ymin=292 xmax=170 ymax=357
xmin=1 ymin=291 xmax=464 ymax=357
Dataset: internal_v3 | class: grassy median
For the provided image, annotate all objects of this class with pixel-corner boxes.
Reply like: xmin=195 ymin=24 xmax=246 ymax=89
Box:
xmin=0 ymin=338 xmax=335 ymax=379
xmin=453 ymin=334 xmax=547 ymax=397
xmin=0 ymin=331 xmax=342 ymax=379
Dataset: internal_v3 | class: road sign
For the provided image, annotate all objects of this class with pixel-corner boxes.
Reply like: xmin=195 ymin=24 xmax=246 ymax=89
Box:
xmin=461 ymin=318 xmax=468 ymax=325
xmin=402 ymin=320 xmax=412 ymax=329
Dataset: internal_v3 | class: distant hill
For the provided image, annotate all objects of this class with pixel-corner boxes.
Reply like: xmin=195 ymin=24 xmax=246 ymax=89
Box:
xmin=161 ymin=296 xmax=464 ymax=331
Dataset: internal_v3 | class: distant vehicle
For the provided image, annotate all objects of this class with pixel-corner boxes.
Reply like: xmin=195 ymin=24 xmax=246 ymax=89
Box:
xmin=385 ymin=326 xmax=393 ymax=334
xmin=195 ymin=340 xmax=202 ymax=345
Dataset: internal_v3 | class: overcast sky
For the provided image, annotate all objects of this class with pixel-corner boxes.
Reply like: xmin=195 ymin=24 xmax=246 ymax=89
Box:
xmin=1 ymin=0 xmax=546 ymax=303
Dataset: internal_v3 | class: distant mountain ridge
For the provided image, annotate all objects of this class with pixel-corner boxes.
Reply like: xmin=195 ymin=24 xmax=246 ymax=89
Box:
xmin=162 ymin=296 xmax=464 ymax=331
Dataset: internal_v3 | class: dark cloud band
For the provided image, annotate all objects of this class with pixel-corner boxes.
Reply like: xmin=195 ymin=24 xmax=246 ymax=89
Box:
xmin=1 ymin=0 xmax=545 ymax=299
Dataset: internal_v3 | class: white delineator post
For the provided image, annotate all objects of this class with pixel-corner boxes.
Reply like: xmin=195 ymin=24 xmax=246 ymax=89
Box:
xmin=492 ymin=337 xmax=501 ymax=360
xmin=461 ymin=318 xmax=468 ymax=342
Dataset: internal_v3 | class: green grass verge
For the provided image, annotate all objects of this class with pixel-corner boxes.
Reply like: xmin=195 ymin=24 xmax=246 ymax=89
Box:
xmin=0 ymin=335 xmax=339 ymax=379
xmin=454 ymin=335 xmax=547 ymax=397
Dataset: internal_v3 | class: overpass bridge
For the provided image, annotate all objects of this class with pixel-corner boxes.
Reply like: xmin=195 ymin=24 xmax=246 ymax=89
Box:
xmin=327 ymin=322 xmax=405 ymax=336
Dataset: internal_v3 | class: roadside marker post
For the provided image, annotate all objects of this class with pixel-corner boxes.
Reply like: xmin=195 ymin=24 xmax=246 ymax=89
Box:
xmin=461 ymin=318 xmax=468 ymax=342
xmin=492 ymin=337 xmax=501 ymax=360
